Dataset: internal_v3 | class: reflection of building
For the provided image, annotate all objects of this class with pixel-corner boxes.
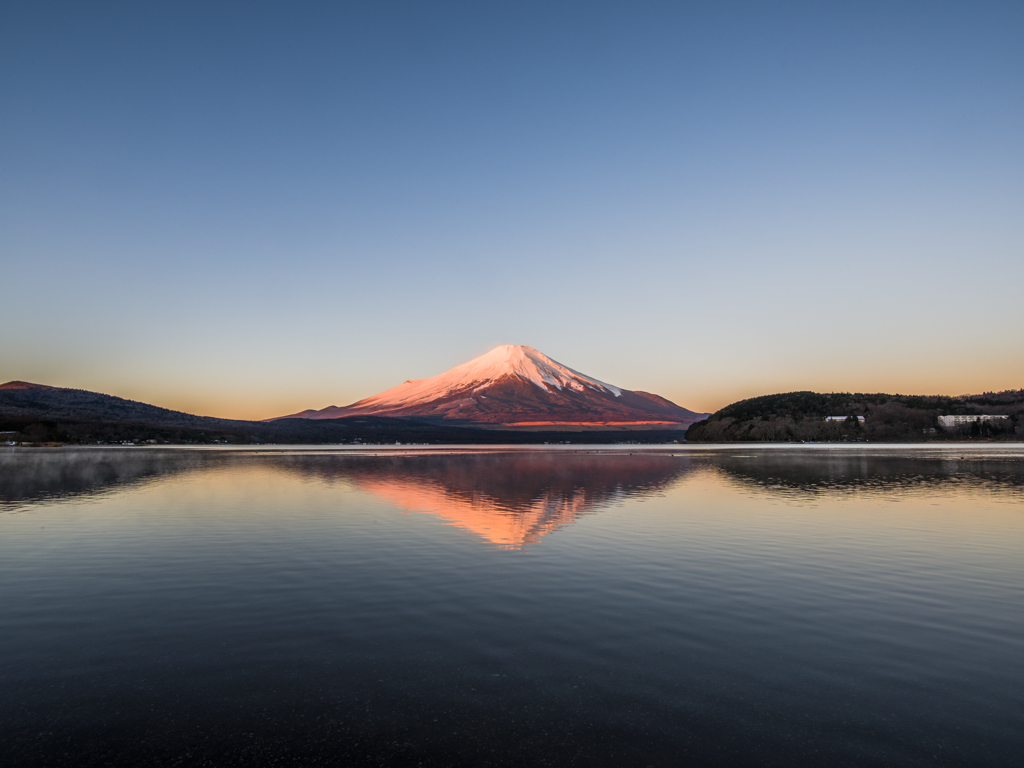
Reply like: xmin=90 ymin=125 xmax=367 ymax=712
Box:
xmin=938 ymin=414 xmax=1009 ymax=428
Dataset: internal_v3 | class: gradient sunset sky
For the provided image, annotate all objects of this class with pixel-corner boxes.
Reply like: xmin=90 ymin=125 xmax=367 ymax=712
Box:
xmin=2 ymin=2 xmax=1022 ymax=420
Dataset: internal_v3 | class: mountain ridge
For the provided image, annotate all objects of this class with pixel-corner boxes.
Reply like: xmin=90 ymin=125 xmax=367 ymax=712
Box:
xmin=273 ymin=345 xmax=707 ymax=428
xmin=0 ymin=379 xmax=691 ymax=445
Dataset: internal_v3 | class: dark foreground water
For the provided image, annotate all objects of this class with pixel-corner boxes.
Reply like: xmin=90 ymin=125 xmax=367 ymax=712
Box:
xmin=1 ymin=445 xmax=1022 ymax=767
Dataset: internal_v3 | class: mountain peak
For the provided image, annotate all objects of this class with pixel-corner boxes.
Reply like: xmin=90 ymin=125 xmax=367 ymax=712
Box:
xmin=430 ymin=344 xmax=621 ymax=399
xmin=273 ymin=345 xmax=707 ymax=428
xmin=0 ymin=381 xmax=58 ymax=391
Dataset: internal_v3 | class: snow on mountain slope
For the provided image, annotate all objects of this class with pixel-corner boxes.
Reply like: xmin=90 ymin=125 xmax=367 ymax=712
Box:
xmin=273 ymin=345 xmax=707 ymax=427
xmin=356 ymin=345 xmax=620 ymax=410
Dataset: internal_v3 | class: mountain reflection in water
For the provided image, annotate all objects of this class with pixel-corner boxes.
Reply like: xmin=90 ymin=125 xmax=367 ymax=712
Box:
xmin=304 ymin=452 xmax=691 ymax=548
xmin=4 ymin=444 xmax=1023 ymax=511
xmin=0 ymin=448 xmax=695 ymax=548
xmin=1 ymin=445 xmax=1023 ymax=767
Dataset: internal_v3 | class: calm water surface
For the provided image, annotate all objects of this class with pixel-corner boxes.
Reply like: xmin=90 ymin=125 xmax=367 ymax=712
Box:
xmin=1 ymin=445 xmax=1022 ymax=767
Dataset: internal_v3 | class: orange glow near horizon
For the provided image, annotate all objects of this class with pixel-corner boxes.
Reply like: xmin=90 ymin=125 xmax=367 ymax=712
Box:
xmin=158 ymin=371 xmax=1024 ymax=423
xmin=3 ymin=361 xmax=1020 ymax=423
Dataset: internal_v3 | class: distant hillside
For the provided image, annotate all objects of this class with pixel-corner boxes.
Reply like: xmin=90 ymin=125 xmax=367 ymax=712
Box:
xmin=0 ymin=381 xmax=251 ymax=429
xmin=685 ymin=390 xmax=1024 ymax=443
xmin=0 ymin=382 xmax=686 ymax=445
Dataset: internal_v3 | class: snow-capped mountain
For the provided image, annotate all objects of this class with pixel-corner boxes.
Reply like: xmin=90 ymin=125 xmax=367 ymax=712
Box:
xmin=274 ymin=345 xmax=707 ymax=428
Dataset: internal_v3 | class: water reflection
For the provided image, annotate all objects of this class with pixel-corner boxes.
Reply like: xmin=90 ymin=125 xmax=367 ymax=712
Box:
xmin=4 ymin=445 xmax=1024 ymax=527
xmin=0 ymin=448 xmax=224 ymax=506
xmin=709 ymin=447 xmax=1024 ymax=499
xmin=0 ymin=448 xmax=694 ymax=547
xmin=1 ymin=446 xmax=1023 ymax=767
xmin=334 ymin=452 xmax=692 ymax=547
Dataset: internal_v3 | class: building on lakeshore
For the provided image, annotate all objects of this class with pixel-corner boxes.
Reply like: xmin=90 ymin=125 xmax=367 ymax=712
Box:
xmin=825 ymin=416 xmax=865 ymax=423
xmin=938 ymin=414 xmax=1009 ymax=428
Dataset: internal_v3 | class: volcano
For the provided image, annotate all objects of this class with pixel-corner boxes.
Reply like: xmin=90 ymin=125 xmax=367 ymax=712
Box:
xmin=274 ymin=345 xmax=706 ymax=429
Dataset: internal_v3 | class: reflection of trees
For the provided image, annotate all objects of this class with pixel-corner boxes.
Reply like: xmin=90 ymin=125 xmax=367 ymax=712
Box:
xmin=707 ymin=450 xmax=1024 ymax=498
xmin=0 ymin=450 xmax=697 ymax=544
xmin=0 ymin=448 xmax=697 ymax=547
xmin=7 ymin=447 xmax=1022 ymax=534
xmin=0 ymin=448 xmax=231 ymax=508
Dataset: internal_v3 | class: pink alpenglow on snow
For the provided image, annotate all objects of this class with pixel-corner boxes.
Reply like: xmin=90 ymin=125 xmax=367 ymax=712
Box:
xmin=273 ymin=345 xmax=707 ymax=429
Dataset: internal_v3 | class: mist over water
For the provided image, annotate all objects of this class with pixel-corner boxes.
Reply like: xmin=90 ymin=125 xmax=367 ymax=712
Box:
xmin=1 ymin=446 xmax=1022 ymax=766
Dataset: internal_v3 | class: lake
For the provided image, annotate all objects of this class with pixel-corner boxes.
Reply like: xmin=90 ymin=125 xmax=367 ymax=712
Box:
xmin=1 ymin=445 xmax=1022 ymax=767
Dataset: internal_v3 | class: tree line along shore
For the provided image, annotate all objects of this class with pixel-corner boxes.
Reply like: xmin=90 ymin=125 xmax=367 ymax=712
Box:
xmin=684 ymin=390 xmax=1024 ymax=443
xmin=2 ymin=383 xmax=1022 ymax=446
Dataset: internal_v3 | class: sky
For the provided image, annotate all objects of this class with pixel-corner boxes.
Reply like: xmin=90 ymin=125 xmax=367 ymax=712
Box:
xmin=1 ymin=1 xmax=1022 ymax=420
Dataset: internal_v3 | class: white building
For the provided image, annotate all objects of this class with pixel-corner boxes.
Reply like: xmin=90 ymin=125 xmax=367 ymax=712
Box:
xmin=938 ymin=414 xmax=1009 ymax=428
xmin=825 ymin=416 xmax=865 ymax=422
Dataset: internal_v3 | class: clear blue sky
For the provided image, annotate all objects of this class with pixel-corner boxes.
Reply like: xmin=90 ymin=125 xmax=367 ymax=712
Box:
xmin=2 ymin=1 xmax=1022 ymax=418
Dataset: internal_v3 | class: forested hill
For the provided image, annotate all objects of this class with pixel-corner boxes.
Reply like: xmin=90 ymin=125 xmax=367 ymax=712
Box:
xmin=685 ymin=390 xmax=1024 ymax=443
